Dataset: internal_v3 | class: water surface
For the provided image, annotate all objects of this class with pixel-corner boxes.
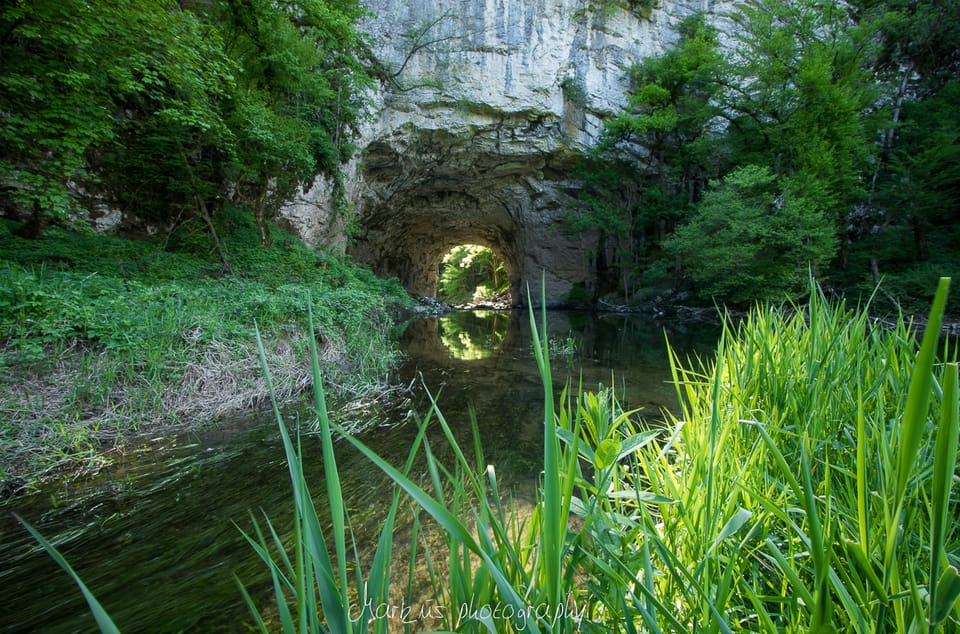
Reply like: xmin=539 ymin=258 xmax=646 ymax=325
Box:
xmin=0 ymin=310 xmax=718 ymax=632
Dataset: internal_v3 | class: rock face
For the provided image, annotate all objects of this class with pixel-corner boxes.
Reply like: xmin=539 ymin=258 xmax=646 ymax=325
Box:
xmin=280 ymin=0 xmax=714 ymax=305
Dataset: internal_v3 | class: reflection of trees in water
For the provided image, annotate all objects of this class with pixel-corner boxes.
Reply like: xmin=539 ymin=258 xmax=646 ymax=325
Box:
xmin=397 ymin=310 xmax=720 ymax=427
xmin=399 ymin=309 xmax=718 ymax=367
xmin=438 ymin=310 xmax=511 ymax=359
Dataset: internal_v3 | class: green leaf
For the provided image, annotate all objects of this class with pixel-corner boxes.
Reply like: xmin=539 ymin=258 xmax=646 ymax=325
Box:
xmin=932 ymin=565 xmax=960 ymax=626
xmin=607 ymin=490 xmax=675 ymax=504
xmin=896 ymin=277 xmax=950 ymax=505
xmin=616 ymin=430 xmax=659 ymax=460
xmin=708 ymin=508 xmax=752 ymax=555
xmin=931 ymin=361 xmax=959 ymax=624
xmin=595 ymin=438 xmax=623 ymax=470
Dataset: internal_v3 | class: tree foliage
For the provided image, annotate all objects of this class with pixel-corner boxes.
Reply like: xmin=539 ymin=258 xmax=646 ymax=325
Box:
xmin=438 ymin=245 xmax=509 ymax=305
xmin=570 ymin=14 xmax=727 ymax=299
xmin=665 ymin=165 xmax=836 ymax=302
xmin=0 ymin=0 xmax=372 ymax=248
xmin=575 ymin=0 xmax=960 ymax=306
xmin=726 ymin=0 xmax=878 ymax=214
xmin=600 ymin=14 xmax=727 ymax=212
xmin=0 ymin=1 xmax=227 ymax=229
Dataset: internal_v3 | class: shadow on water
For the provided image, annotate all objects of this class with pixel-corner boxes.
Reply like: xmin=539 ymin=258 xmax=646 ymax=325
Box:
xmin=0 ymin=310 xmax=719 ymax=632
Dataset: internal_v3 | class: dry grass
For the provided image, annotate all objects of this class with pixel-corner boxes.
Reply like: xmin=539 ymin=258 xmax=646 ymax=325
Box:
xmin=0 ymin=335 xmax=353 ymax=487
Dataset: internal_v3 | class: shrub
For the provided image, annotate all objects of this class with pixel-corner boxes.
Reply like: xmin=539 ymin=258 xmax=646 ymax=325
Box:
xmin=666 ymin=165 xmax=837 ymax=304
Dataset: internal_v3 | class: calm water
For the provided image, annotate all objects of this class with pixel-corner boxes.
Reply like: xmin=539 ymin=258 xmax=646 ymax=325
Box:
xmin=0 ymin=310 xmax=718 ymax=632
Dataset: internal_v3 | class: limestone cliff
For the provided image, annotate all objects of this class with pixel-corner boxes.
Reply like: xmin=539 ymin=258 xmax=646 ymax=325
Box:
xmin=280 ymin=0 xmax=718 ymax=305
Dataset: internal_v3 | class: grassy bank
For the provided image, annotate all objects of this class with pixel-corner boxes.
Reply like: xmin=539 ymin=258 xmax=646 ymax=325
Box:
xmin=0 ymin=214 xmax=409 ymax=493
xmin=226 ymin=279 xmax=960 ymax=632
xmin=244 ymin=279 xmax=959 ymax=632
xmin=25 ymin=280 xmax=960 ymax=631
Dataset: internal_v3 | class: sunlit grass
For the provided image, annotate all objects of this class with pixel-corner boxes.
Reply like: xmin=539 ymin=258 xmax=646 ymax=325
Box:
xmin=596 ymin=278 xmax=960 ymax=632
xmin=21 ymin=277 xmax=960 ymax=632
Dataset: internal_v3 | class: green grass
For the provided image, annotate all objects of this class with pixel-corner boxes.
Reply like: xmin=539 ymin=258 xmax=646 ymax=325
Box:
xmin=22 ymin=277 xmax=960 ymax=632
xmin=594 ymin=278 xmax=960 ymax=631
xmin=0 ymin=215 xmax=409 ymax=489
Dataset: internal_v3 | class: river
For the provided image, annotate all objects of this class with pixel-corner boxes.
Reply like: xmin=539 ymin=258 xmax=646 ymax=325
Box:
xmin=0 ymin=309 xmax=719 ymax=632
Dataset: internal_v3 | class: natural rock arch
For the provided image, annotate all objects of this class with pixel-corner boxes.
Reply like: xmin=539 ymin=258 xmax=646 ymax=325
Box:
xmin=279 ymin=0 xmax=717 ymax=305
xmin=350 ymin=189 xmax=524 ymax=305
xmin=345 ymin=121 xmax=594 ymax=306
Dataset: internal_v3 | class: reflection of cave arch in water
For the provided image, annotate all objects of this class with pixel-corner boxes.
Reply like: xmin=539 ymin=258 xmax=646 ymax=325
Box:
xmin=438 ymin=310 xmax=511 ymax=360
xmin=398 ymin=310 xmax=523 ymax=363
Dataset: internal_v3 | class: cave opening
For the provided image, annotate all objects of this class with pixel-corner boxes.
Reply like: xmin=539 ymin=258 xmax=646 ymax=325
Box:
xmin=437 ymin=244 xmax=511 ymax=307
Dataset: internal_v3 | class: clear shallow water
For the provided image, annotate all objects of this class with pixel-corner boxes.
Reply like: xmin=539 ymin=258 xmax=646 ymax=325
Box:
xmin=0 ymin=310 xmax=719 ymax=632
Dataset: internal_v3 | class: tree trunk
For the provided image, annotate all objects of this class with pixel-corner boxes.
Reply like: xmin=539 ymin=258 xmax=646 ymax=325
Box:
xmin=870 ymin=220 xmax=900 ymax=311
xmin=197 ymin=194 xmax=233 ymax=275
xmin=869 ymin=62 xmax=913 ymax=200
xmin=13 ymin=201 xmax=46 ymax=239
xmin=179 ymin=144 xmax=233 ymax=275
xmin=254 ymin=185 xmax=271 ymax=248
xmin=911 ymin=214 xmax=929 ymax=261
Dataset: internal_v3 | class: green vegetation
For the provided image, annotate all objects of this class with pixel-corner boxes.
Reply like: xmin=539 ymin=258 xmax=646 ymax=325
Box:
xmin=665 ymin=164 xmax=836 ymax=303
xmin=0 ymin=0 xmax=398 ymax=491
xmin=0 ymin=215 xmax=408 ymax=489
xmin=573 ymin=1 xmax=960 ymax=311
xmin=608 ymin=278 xmax=959 ymax=631
xmin=234 ymin=304 xmax=402 ymax=634
xmin=438 ymin=310 xmax=510 ymax=360
xmin=0 ymin=0 xmax=371 ymax=245
xmin=28 ymin=279 xmax=960 ymax=631
xmin=438 ymin=245 xmax=510 ymax=306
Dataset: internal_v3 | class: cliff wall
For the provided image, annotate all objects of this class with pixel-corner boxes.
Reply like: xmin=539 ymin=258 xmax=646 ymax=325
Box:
xmin=281 ymin=0 xmax=717 ymax=305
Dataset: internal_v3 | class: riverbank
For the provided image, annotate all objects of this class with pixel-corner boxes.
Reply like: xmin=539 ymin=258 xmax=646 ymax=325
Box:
xmin=0 ymin=214 xmax=410 ymax=495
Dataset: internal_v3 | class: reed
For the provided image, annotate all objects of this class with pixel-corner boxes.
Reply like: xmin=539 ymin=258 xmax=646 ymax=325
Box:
xmin=21 ymin=278 xmax=960 ymax=632
xmin=235 ymin=298 xmax=420 ymax=633
xmin=586 ymin=277 xmax=960 ymax=632
xmin=337 ymin=280 xmax=586 ymax=632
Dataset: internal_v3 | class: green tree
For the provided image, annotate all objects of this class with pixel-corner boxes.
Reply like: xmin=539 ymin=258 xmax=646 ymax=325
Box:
xmin=2 ymin=3 xmax=157 ymax=231
xmin=725 ymin=0 xmax=879 ymax=216
xmin=438 ymin=245 xmax=508 ymax=305
xmin=601 ymin=13 xmax=727 ymax=209
xmin=664 ymin=165 xmax=836 ymax=303
xmin=0 ymin=0 xmax=234 ymax=238
xmin=573 ymin=13 xmax=727 ymax=299
xmin=880 ymin=81 xmax=960 ymax=260
xmin=1 ymin=0 xmax=373 ymax=253
xmin=855 ymin=0 xmax=960 ymax=267
xmin=218 ymin=0 xmax=373 ymax=246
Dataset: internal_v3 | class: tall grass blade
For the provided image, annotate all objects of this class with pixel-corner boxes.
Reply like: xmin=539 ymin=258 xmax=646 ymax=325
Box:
xmin=930 ymin=361 xmax=959 ymax=628
xmin=337 ymin=426 xmax=542 ymax=633
xmin=254 ymin=321 xmax=348 ymax=633
xmin=933 ymin=567 xmax=960 ymax=627
xmin=306 ymin=301 xmax=350 ymax=615
xmin=16 ymin=515 xmax=121 ymax=634
xmin=855 ymin=370 xmax=870 ymax=552
xmin=527 ymin=276 xmax=565 ymax=609
xmin=880 ymin=277 xmax=950 ymax=627
xmin=895 ymin=277 xmax=950 ymax=506
xmin=236 ymin=574 xmax=272 ymax=634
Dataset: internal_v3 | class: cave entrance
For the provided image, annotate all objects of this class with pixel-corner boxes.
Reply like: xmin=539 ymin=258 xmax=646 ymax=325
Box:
xmin=437 ymin=244 xmax=510 ymax=307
